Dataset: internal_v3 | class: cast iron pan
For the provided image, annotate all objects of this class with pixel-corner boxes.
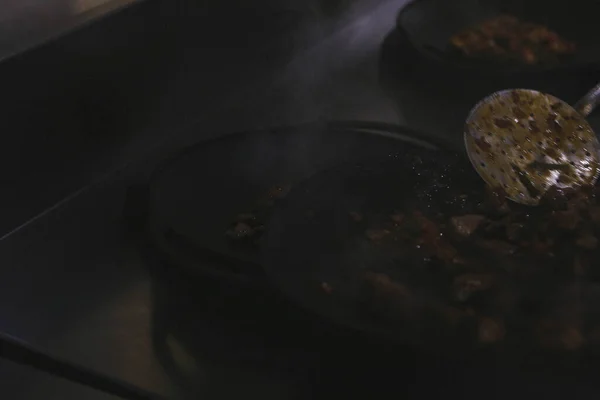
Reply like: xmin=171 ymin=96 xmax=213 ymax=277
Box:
xmin=261 ymin=138 xmax=600 ymax=362
xmin=146 ymin=121 xmax=451 ymax=286
xmin=261 ymin=144 xmax=479 ymax=347
xmin=396 ymin=0 xmax=600 ymax=74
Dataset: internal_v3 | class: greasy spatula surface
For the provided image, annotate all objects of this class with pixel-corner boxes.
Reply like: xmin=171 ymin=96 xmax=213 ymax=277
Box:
xmin=465 ymin=89 xmax=600 ymax=205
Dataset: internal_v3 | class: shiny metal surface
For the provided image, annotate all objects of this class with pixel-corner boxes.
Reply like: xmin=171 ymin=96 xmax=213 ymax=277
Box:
xmin=0 ymin=0 xmax=140 ymax=62
xmin=465 ymin=88 xmax=600 ymax=205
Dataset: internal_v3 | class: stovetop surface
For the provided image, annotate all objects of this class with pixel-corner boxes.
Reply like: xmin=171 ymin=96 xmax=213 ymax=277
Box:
xmin=4 ymin=123 xmax=600 ymax=400
xmin=2 ymin=0 xmax=600 ymax=399
xmin=0 ymin=0 xmax=406 ymax=398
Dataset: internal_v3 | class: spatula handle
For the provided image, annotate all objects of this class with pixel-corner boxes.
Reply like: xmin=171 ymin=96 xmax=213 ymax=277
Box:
xmin=574 ymin=82 xmax=600 ymax=117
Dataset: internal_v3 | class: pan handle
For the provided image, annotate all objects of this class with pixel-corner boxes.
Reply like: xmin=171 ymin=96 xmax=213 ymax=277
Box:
xmin=574 ymin=82 xmax=600 ymax=117
xmin=0 ymin=331 xmax=165 ymax=400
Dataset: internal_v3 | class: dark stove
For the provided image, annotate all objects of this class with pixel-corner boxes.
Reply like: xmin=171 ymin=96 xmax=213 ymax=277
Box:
xmin=1 ymin=0 xmax=600 ymax=399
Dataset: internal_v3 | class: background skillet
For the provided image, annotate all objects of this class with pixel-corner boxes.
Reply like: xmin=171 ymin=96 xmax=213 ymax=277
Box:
xmin=380 ymin=0 xmax=600 ymax=141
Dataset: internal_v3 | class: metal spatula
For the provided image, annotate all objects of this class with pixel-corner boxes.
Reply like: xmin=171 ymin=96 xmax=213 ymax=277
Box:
xmin=464 ymin=83 xmax=600 ymax=205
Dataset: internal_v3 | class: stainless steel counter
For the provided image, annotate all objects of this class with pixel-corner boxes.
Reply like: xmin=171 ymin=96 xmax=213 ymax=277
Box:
xmin=0 ymin=0 xmax=408 ymax=398
xmin=0 ymin=0 xmax=140 ymax=62
xmin=0 ymin=359 xmax=119 ymax=399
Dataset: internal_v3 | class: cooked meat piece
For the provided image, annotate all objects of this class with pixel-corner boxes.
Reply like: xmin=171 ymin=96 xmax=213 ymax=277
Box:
xmin=454 ymin=273 xmax=495 ymax=302
xmin=589 ymin=206 xmax=600 ymax=224
xmin=226 ymin=222 xmax=254 ymax=239
xmin=236 ymin=213 xmax=257 ymax=222
xmin=535 ymin=319 xmax=585 ymax=351
xmin=227 ymin=184 xmax=292 ymax=243
xmin=415 ymin=212 xmax=459 ymax=263
xmin=505 ymin=222 xmax=525 ymax=241
xmin=530 ymin=237 xmax=554 ymax=255
xmin=321 ymin=282 xmax=333 ymax=294
xmin=349 ymin=211 xmax=363 ymax=222
xmin=573 ymin=255 xmax=587 ymax=277
xmin=267 ymin=185 xmax=291 ymax=200
xmin=484 ymin=186 xmax=510 ymax=214
xmin=356 ymin=171 xmax=600 ymax=351
xmin=559 ymin=187 xmax=594 ymax=213
xmin=475 ymin=239 xmax=517 ymax=255
xmin=477 ymin=317 xmax=505 ymax=344
xmin=390 ymin=213 xmax=404 ymax=224
xmin=576 ymin=234 xmax=598 ymax=250
xmin=539 ymin=185 xmax=570 ymax=209
xmin=364 ymin=272 xmax=410 ymax=296
xmin=559 ymin=328 xmax=585 ymax=351
xmin=362 ymin=272 xmax=415 ymax=321
xmin=414 ymin=211 xmax=439 ymax=236
xmin=451 ymin=215 xmax=485 ymax=236
xmin=450 ymin=15 xmax=576 ymax=65
xmin=551 ymin=209 xmax=580 ymax=230
xmin=428 ymin=302 xmax=470 ymax=329
xmin=489 ymin=287 xmax=519 ymax=314
xmin=366 ymin=229 xmax=390 ymax=242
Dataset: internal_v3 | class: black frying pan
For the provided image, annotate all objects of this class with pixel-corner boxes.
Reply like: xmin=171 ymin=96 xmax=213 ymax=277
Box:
xmin=261 ymin=142 xmax=483 ymax=348
xmin=378 ymin=0 xmax=600 ymax=144
xmin=396 ymin=0 xmax=600 ymax=74
xmin=261 ymin=136 xmax=600 ymax=361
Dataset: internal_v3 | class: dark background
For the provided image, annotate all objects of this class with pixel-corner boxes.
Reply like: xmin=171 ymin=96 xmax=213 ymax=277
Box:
xmin=0 ymin=0 xmax=598 ymax=399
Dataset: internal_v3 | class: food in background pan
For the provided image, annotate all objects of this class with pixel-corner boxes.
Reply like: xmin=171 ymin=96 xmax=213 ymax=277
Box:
xmin=450 ymin=15 xmax=576 ymax=65
xmin=343 ymin=184 xmax=600 ymax=351
xmin=225 ymin=184 xmax=291 ymax=247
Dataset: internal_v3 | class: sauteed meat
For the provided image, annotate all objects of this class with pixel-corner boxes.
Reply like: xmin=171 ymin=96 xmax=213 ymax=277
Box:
xmin=360 ymin=183 xmax=600 ymax=351
xmin=450 ymin=15 xmax=576 ymax=65
xmin=226 ymin=184 xmax=291 ymax=247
